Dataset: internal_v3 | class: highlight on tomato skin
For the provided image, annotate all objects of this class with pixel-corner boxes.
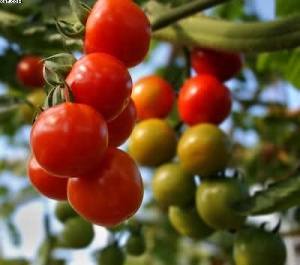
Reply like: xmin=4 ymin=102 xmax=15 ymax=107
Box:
xmin=30 ymin=102 xmax=109 ymax=178
xmin=84 ymin=0 xmax=151 ymax=68
xmin=27 ymin=155 xmax=68 ymax=201
xmin=65 ymin=52 xmax=133 ymax=122
xmin=178 ymin=74 xmax=232 ymax=126
xmin=67 ymin=147 xmax=144 ymax=227
xmin=131 ymin=75 xmax=176 ymax=121
xmin=191 ymin=47 xmax=244 ymax=82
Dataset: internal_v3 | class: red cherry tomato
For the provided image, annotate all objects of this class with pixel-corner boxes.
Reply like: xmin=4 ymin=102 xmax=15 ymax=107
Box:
xmin=107 ymin=99 xmax=137 ymax=147
xmin=84 ymin=0 xmax=151 ymax=68
xmin=30 ymin=102 xmax=108 ymax=177
xmin=67 ymin=147 xmax=144 ymax=227
xmin=27 ymin=155 xmax=68 ymax=201
xmin=178 ymin=74 xmax=232 ymax=126
xmin=131 ymin=75 xmax=175 ymax=120
xmin=16 ymin=55 xmax=45 ymax=88
xmin=191 ymin=47 xmax=243 ymax=82
xmin=66 ymin=53 xmax=132 ymax=121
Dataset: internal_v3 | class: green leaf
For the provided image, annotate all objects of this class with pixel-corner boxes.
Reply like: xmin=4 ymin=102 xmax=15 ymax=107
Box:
xmin=232 ymin=174 xmax=300 ymax=216
xmin=256 ymin=49 xmax=300 ymax=90
xmin=276 ymin=0 xmax=300 ymax=16
xmin=256 ymin=51 xmax=289 ymax=73
xmin=285 ymin=49 xmax=300 ymax=89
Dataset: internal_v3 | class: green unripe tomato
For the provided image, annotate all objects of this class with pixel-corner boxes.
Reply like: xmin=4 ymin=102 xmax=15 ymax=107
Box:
xmin=196 ymin=177 xmax=249 ymax=230
xmin=54 ymin=201 xmax=78 ymax=223
xmin=152 ymin=162 xmax=196 ymax=207
xmin=233 ymin=227 xmax=287 ymax=265
xmin=128 ymin=118 xmax=177 ymax=167
xmin=60 ymin=217 xmax=94 ymax=249
xmin=125 ymin=233 xmax=146 ymax=256
xmin=19 ymin=89 xmax=46 ymax=124
xmin=177 ymin=123 xmax=232 ymax=177
xmin=168 ymin=205 xmax=215 ymax=239
xmin=98 ymin=244 xmax=125 ymax=265
xmin=126 ymin=218 xmax=143 ymax=234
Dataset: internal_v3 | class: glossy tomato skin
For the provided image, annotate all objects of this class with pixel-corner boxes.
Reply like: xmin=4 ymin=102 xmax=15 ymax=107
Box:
xmin=66 ymin=53 xmax=132 ymax=121
xmin=107 ymin=99 xmax=137 ymax=147
xmin=132 ymin=75 xmax=175 ymax=120
xmin=191 ymin=47 xmax=243 ymax=82
xmin=84 ymin=0 xmax=151 ymax=68
xmin=27 ymin=155 xmax=68 ymax=201
xmin=233 ymin=227 xmax=287 ymax=265
xmin=178 ymin=74 xmax=232 ymax=126
xmin=30 ymin=102 xmax=108 ymax=177
xmin=152 ymin=162 xmax=196 ymax=207
xmin=128 ymin=118 xmax=178 ymax=167
xmin=16 ymin=55 xmax=45 ymax=88
xmin=168 ymin=205 xmax=215 ymax=239
xmin=67 ymin=147 xmax=144 ymax=227
xmin=177 ymin=123 xmax=232 ymax=177
xmin=196 ymin=178 xmax=249 ymax=230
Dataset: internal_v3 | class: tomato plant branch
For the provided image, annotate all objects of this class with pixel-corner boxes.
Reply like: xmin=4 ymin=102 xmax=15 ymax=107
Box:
xmin=150 ymin=0 xmax=232 ymax=31
xmin=148 ymin=2 xmax=300 ymax=52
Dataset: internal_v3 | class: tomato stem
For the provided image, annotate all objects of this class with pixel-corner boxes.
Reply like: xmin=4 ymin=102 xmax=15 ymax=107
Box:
xmin=152 ymin=16 xmax=300 ymax=52
xmin=149 ymin=0 xmax=231 ymax=31
xmin=148 ymin=2 xmax=300 ymax=53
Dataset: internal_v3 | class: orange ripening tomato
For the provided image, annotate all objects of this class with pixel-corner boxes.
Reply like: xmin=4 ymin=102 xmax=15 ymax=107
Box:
xmin=27 ymin=155 xmax=68 ymax=201
xmin=131 ymin=75 xmax=175 ymax=120
xmin=30 ymin=102 xmax=108 ymax=177
xmin=84 ymin=0 xmax=151 ymax=68
xmin=107 ymin=99 xmax=137 ymax=147
xmin=191 ymin=47 xmax=243 ymax=82
xmin=178 ymin=74 xmax=232 ymax=126
xmin=67 ymin=147 xmax=144 ymax=227
xmin=16 ymin=55 xmax=45 ymax=88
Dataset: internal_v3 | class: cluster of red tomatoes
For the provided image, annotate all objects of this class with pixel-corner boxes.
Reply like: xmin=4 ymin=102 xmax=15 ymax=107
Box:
xmin=26 ymin=0 xmax=152 ymax=227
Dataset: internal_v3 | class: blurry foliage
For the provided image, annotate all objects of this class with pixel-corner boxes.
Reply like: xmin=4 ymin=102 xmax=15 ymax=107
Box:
xmin=1 ymin=0 xmax=300 ymax=264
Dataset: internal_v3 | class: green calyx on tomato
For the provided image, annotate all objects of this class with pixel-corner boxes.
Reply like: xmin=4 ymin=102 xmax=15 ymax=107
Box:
xmin=196 ymin=177 xmax=249 ymax=231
